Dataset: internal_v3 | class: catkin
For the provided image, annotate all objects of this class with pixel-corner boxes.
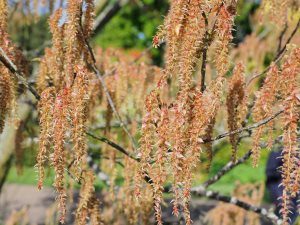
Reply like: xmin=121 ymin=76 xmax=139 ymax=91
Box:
xmin=36 ymin=87 xmax=56 ymax=190
xmin=49 ymin=8 xmax=65 ymax=90
xmin=53 ymin=88 xmax=70 ymax=223
xmin=214 ymin=2 xmax=237 ymax=77
xmin=226 ymin=63 xmax=247 ymax=162
xmin=0 ymin=70 xmax=13 ymax=134
xmin=72 ymin=65 xmax=89 ymax=171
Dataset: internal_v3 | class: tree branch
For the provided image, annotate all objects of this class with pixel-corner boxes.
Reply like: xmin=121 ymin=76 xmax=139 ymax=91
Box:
xmin=78 ymin=14 xmax=138 ymax=149
xmin=277 ymin=23 xmax=288 ymax=53
xmin=0 ymin=154 xmax=13 ymax=193
xmin=205 ymin=109 xmax=284 ymax=143
xmin=202 ymin=150 xmax=252 ymax=188
xmin=190 ymin=187 xmax=281 ymax=224
xmin=87 ymin=132 xmax=138 ymax=161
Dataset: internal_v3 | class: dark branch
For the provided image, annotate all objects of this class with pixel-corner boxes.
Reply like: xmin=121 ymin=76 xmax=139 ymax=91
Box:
xmin=247 ymin=19 xmax=300 ymax=86
xmin=275 ymin=19 xmax=300 ymax=61
xmin=200 ymin=48 xmax=208 ymax=93
xmin=190 ymin=187 xmax=280 ymax=224
xmin=0 ymin=154 xmax=13 ymax=193
xmin=202 ymin=150 xmax=252 ymax=188
xmin=205 ymin=109 xmax=284 ymax=143
xmin=87 ymin=132 xmax=138 ymax=161
xmin=277 ymin=23 xmax=288 ymax=53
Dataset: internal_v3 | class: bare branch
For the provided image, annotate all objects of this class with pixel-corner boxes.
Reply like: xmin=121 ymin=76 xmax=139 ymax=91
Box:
xmin=87 ymin=132 xmax=138 ymax=161
xmin=202 ymin=150 xmax=252 ymax=188
xmin=247 ymin=19 xmax=300 ymax=86
xmin=275 ymin=19 xmax=300 ymax=61
xmin=277 ymin=23 xmax=288 ymax=53
xmin=0 ymin=154 xmax=13 ymax=193
xmin=190 ymin=187 xmax=281 ymax=224
xmin=205 ymin=109 xmax=284 ymax=143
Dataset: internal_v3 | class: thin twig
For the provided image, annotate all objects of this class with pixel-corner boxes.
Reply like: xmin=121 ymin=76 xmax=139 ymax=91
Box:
xmin=202 ymin=135 xmax=284 ymax=190
xmin=277 ymin=23 xmax=288 ymax=53
xmin=87 ymin=132 xmax=138 ymax=161
xmin=275 ymin=19 xmax=300 ymax=61
xmin=247 ymin=19 xmax=300 ymax=86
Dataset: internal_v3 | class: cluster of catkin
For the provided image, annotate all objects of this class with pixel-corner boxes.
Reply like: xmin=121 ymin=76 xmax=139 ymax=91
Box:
xmin=136 ymin=1 xmax=239 ymax=224
xmin=92 ymin=48 xmax=161 ymax=224
xmin=90 ymin=47 xmax=161 ymax=204
xmin=259 ymin=0 xmax=299 ymax=26
xmin=252 ymin=48 xmax=300 ymax=223
xmin=36 ymin=1 xmax=102 ymax=223
xmin=0 ymin=0 xmax=28 ymax=134
xmin=75 ymin=170 xmax=102 ymax=225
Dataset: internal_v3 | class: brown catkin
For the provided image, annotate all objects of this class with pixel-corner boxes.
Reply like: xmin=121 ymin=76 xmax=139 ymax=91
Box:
xmin=152 ymin=106 xmax=169 ymax=225
xmin=37 ymin=87 xmax=56 ymax=190
xmin=36 ymin=56 xmax=50 ymax=94
xmin=49 ymin=8 xmax=65 ymax=90
xmin=65 ymin=0 xmax=82 ymax=87
xmin=226 ymin=63 xmax=247 ymax=162
xmin=0 ymin=0 xmax=8 ymax=34
xmin=0 ymin=70 xmax=13 ymax=134
xmin=252 ymin=64 xmax=280 ymax=166
xmin=75 ymin=170 xmax=95 ymax=225
xmin=72 ymin=65 xmax=89 ymax=171
xmin=163 ymin=0 xmax=189 ymax=80
xmin=214 ymin=1 xmax=237 ymax=77
xmin=83 ymin=0 xmax=95 ymax=38
xmin=281 ymin=94 xmax=299 ymax=195
xmin=0 ymin=0 xmax=16 ymax=134
xmin=53 ymin=88 xmax=70 ymax=223
xmin=202 ymin=77 xmax=225 ymax=169
xmin=135 ymin=90 xmax=160 ymax=197
xmin=89 ymin=194 xmax=102 ymax=225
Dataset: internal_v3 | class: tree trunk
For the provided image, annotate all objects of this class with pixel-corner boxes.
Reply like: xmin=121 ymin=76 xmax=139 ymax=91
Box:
xmin=0 ymin=95 xmax=31 ymax=193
